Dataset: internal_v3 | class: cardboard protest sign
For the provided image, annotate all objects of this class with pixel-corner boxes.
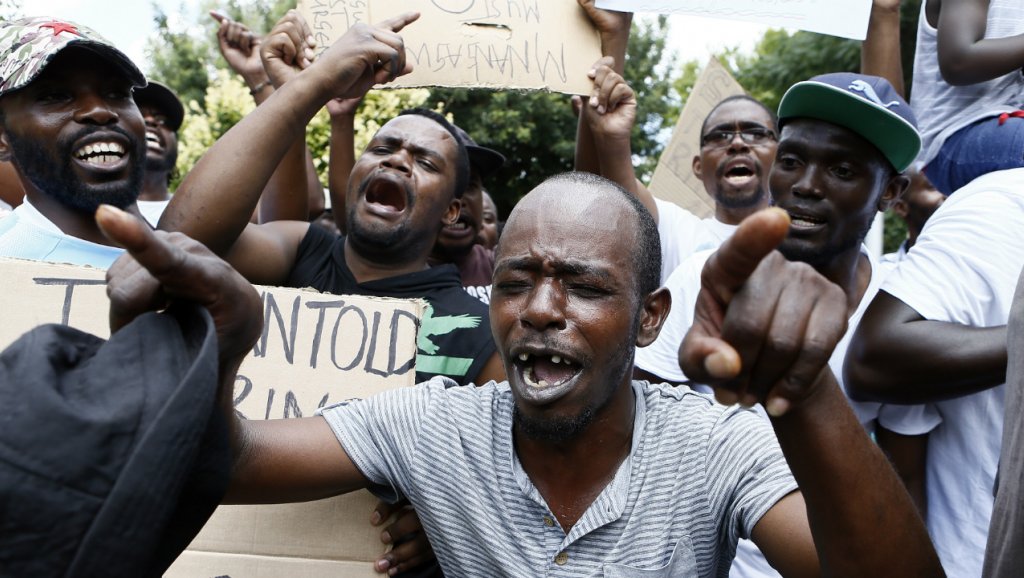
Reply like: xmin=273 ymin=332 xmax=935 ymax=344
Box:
xmin=596 ymin=0 xmax=873 ymax=40
xmin=297 ymin=0 xmax=601 ymax=94
xmin=0 ymin=257 xmax=424 ymax=578
xmin=648 ymin=57 xmax=745 ymax=219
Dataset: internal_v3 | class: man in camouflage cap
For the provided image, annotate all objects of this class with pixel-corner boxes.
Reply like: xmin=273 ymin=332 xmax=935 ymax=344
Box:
xmin=0 ymin=16 xmax=148 ymax=268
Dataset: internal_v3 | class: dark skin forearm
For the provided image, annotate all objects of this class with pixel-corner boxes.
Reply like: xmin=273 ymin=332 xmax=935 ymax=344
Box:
xmin=861 ymin=0 xmax=904 ymax=96
xmin=937 ymin=0 xmax=1024 ymax=85
xmin=329 ymin=112 xmax=357 ymax=234
xmin=227 ymin=417 xmax=363 ymax=504
xmin=158 ymin=72 xmax=328 ymax=254
xmin=876 ymin=426 xmax=929 ymax=518
xmin=770 ymin=373 xmax=943 ymax=577
xmin=846 ymin=291 xmax=1007 ymax=403
xmin=257 ymin=133 xmax=310 ymax=224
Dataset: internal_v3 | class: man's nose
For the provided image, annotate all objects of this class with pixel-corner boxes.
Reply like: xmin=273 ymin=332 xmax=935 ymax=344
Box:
xmin=519 ymin=281 xmax=567 ymax=332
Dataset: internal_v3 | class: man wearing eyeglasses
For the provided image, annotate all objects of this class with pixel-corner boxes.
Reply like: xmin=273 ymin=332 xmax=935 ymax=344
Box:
xmin=643 ymin=94 xmax=780 ymax=282
xmin=582 ymin=87 xmax=777 ymax=285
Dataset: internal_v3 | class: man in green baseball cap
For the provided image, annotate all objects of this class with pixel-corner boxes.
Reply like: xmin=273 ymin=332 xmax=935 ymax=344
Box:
xmin=0 ymin=16 xmax=148 ymax=269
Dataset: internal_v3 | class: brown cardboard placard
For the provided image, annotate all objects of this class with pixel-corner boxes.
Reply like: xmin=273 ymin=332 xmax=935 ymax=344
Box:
xmin=648 ymin=57 xmax=746 ymax=219
xmin=298 ymin=0 xmax=602 ymax=94
xmin=0 ymin=257 xmax=424 ymax=578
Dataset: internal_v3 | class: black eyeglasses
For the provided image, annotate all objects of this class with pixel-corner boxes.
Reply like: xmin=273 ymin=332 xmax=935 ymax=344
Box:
xmin=700 ymin=127 xmax=776 ymax=148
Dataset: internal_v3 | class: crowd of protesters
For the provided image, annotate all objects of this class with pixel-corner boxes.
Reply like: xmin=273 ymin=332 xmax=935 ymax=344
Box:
xmin=1 ymin=0 xmax=1023 ymax=576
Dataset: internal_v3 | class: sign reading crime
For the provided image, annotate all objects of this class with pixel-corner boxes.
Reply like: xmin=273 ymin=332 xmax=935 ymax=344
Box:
xmin=595 ymin=0 xmax=873 ymax=40
xmin=648 ymin=57 xmax=746 ymax=218
xmin=0 ymin=257 xmax=424 ymax=577
xmin=297 ymin=0 xmax=602 ymax=94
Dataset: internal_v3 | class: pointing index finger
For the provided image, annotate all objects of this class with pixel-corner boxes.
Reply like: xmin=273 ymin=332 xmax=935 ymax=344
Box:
xmin=96 ymin=205 xmax=184 ymax=282
xmin=377 ymin=11 xmax=420 ymax=33
xmin=701 ymin=208 xmax=790 ymax=304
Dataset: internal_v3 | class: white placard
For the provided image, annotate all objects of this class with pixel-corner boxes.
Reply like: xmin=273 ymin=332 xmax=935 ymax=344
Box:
xmin=595 ymin=0 xmax=872 ymax=40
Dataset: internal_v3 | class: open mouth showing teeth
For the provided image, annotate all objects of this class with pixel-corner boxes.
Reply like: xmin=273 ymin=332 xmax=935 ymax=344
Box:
xmin=145 ymin=131 xmax=161 ymax=145
xmin=789 ymin=213 xmax=825 ymax=227
xmin=724 ymin=165 xmax=754 ymax=184
xmin=365 ymin=178 xmax=408 ymax=212
xmin=74 ymin=141 xmax=126 ymax=166
xmin=445 ymin=218 xmax=473 ymax=232
xmin=516 ymin=352 xmax=582 ymax=389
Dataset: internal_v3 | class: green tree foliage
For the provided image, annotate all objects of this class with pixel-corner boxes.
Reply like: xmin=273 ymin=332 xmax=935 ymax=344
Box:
xmin=425 ymin=17 xmax=679 ymax=217
xmin=148 ymin=6 xmax=213 ymax=109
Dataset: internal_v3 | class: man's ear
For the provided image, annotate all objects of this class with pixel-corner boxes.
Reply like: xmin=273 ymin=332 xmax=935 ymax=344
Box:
xmin=891 ymin=198 xmax=909 ymax=219
xmin=443 ymin=199 xmax=460 ymax=226
xmin=636 ymin=286 xmax=671 ymax=347
xmin=691 ymin=155 xmax=703 ymax=180
xmin=878 ymin=173 xmax=910 ymax=212
xmin=0 ymin=124 xmax=11 ymax=163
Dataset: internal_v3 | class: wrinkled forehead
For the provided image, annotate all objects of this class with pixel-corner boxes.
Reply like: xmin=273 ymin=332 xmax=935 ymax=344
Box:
xmin=374 ymin=115 xmax=458 ymax=158
xmin=498 ymin=184 xmax=634 ymax=263
xmin=704 ymin=98 xmax=774 ymax=131
xmin=778 ymin=118 xmax=880 ymax=159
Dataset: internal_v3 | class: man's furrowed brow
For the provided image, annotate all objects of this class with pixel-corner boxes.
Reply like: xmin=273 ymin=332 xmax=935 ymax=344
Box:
xmin=374 ymin=135 xmax=447 ymax=165
xmin=495 ymin=255 xmax=614 ymax=279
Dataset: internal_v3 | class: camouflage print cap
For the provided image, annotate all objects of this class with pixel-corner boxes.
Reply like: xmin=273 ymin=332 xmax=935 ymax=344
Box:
xmin=0 ymin=16 xmax=147 ymax=97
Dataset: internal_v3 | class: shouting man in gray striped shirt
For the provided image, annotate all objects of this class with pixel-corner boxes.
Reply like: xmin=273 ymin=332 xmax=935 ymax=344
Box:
xmin=107 ymin=162 xmax=942 ymax=576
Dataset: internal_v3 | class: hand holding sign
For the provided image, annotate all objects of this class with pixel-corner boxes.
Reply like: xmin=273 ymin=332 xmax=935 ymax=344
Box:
xmin=299 ymin=0 xmax=601 ymax=94
xmin=679 ymin=208 xmax=848 ymax=416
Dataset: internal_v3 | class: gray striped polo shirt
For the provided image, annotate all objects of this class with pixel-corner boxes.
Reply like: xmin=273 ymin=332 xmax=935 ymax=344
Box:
xmin=320 ymin=378 xmax=797 ymax=577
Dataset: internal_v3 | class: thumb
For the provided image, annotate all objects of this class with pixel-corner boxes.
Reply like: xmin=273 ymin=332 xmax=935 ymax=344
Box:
xmin=96 ymin=204 xmax=179 ymax=280
xmin=700 ymin=207 xmax=790 ymax=305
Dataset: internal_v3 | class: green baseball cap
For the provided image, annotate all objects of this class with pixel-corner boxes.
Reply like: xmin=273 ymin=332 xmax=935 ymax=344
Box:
xmin=0 ymin=16 xmax=146 ymax=97
xmin=777 ymin=73 xmax=921 ymax=173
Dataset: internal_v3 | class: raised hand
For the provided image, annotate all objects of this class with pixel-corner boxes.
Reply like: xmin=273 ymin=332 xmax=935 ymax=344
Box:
xmin=98 ymin=205 xmax=263 ymax=365
xmin=577 ymin=0 xmax=632 ymax=61
xmin=211 ymin=10 xmax=266 ymax=86
xmin=260 ymin=9 xmax=318 ymax=89
xmin=314 ymin=12 xmax=420 ymax=101
xmin=583 ymin=56 xmax=636 ymax=139
xmin=326 ymin=96 xmax=364 ymax=118
xmin=679 ymin=208 xmax=849 ymax=417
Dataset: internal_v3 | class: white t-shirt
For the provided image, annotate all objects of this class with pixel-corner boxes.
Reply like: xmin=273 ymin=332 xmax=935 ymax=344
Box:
xmin=136 ymin=199 xmax=169 ymax=227
xmin=0 ymin=198 xmax=123 ymax=269
xmin=879 ymin=168 xmax=1024 ymax=578
xmin=655 ymin=198 xmax=736 ymax=284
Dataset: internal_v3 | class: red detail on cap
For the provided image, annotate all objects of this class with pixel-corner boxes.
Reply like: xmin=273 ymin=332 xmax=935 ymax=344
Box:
xmin=39 ymin=21 xmax=80 ymax=37
xmin=998 ymin=111 xmax=1024 ymax=126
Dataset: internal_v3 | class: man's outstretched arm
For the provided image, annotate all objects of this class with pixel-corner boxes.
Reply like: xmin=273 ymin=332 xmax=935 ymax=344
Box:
xmin=680 ymin=209 xmax=943 ymax=578
xmin=100 ymin=205 xmax=371 ymax=504
xmin=845 ymin=292 xmax=1006 ymax=403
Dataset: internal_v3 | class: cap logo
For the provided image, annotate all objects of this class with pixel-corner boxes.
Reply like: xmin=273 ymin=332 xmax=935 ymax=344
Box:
xmin=848 ymin=80 xmax=899 ymax=109
xmin=39 ymin=21 xmax=80 ymax=37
